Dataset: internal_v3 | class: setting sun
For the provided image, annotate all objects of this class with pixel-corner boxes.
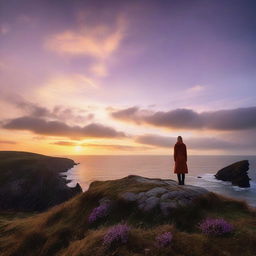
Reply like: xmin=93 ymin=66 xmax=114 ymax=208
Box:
xmin=74 ymin=145 xmax=83 ymax=152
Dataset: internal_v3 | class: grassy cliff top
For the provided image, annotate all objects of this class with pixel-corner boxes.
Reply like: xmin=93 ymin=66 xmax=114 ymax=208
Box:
xmin=0 ymin=151 xmax=75 ymax=182
xmin=0 ymin=175 xmax=255 ymax=256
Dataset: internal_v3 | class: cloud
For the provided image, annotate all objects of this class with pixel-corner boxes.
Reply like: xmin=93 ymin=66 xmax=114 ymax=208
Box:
xmin=51 ymin=141 xmax=77 ymax=146
xmin=0 ymin=140 xmax=17 ymax=145
xmin=6 ymin=96 xmax=94 ymax=124
xmin=111 ymin=106 xmax=152 ymax=125
xmin=46 ymin=21 xmax=125 ymax=58
xmin=135 ymin=134 xmax=238 ymax=150
xmin=135 ymin=134 xmax=175 ymax=148
xmin=111 ymin=106 xmax=256 ymax=131
xmin=0 ymin=24 xmax=10 ymax=35
xmin=45 ymin=16 xmax=126 ymax=76
xmin=2 ymin=116 xmax=126 ymax=139
xmin=186 ymin=85 xmax=205 ymax=93
xmin=38 ymin=74 xmax=98 ymax=99
xmin=82 ymin=143 xmax=152 ymax=151
xmin=90 ymin=62 xmax=108 ymax=77
xmin=51 ymin=141 xmax=152 ymax=151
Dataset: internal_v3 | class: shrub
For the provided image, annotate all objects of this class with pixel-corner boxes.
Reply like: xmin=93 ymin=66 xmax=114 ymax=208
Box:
xmin=198 ymin=218 xmax=233 ymax=236
xmin=103 ymin=223 xmax=130 ymax=247
xmin=88 ymin=203 xmax=110 ymax=224
xmin=155 ymin=232 xmax=173 ymax=248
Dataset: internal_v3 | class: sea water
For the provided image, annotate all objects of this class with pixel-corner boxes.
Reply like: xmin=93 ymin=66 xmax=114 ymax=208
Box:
xmin=62 ymin=155 xmax=256 ymax=207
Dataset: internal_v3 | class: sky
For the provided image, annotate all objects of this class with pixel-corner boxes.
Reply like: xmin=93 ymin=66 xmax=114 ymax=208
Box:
xmin=0 ymin=0 xmax=256 ymax=155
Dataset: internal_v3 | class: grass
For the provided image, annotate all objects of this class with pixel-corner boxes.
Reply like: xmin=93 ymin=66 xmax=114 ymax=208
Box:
xmin=0 ymin=176 xmax=255 ymax=256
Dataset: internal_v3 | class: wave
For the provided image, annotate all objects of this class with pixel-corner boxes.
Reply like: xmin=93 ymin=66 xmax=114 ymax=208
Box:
xmin=199 ymin=173 xmax=256 ymax=191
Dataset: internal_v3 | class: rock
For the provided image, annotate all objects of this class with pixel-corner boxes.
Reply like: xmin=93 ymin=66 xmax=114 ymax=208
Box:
xmin=160 ymin=201 xmax=178 ymax=216
xmin=129 ymin=175 xmax=167 ymax=185
xmin=178 ymin=198 xmax=192 ymax=207
xmin=160 ymin=191 xmax=179 ymax=200
xmin=121 ymin=192 xmax=138 ymax=202
xmin=118 ymin=175 xmax=209 ymax=216
xmin=145 ymin=187 xmax=168 ymax=197
xmin=71 ymin=183 xmax=83 ymax=194
xmin=197 ymin=176 xmax=202 ymax=178
xmin=143 ymin=196 xmax=160 ymax=211
xmin=215 ymin=160 xmax=251 ymax=187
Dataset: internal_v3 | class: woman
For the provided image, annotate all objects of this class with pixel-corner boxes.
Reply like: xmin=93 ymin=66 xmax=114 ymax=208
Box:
xmin=174 ymin=136 xmax=188 ymax=185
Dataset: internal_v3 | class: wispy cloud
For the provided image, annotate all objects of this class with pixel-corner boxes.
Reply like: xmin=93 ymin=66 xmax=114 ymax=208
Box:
xmin=0 ymin=140 xmax=17 ymax=145
xmin=45 ymin=16 xmax=127 ymax=77
xmin=186 ymin=85 xmax=205 ymax=93
xmin=36 ymin=74 xmax=98 ymax=103
xmin=0 ymin=24 xmax=10 ymax=35
xmin=51 ymin=141 xmax=77 ymax=146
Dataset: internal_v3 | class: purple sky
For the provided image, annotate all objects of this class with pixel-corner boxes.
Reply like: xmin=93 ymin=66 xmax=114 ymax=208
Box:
xmin=0 ymin=0 xmax=256 ymax=155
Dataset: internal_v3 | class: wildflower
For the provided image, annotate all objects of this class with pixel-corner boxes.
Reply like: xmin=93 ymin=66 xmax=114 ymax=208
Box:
xmin=199 ymin=218 xmax=233 ymax=236
xmin=88 ymin=203 xmax=109 ymax=224
xmin=103 ymin=224 xmax=130 ymax=247
xmin=155 ymin=232 xmax=173 ymax=248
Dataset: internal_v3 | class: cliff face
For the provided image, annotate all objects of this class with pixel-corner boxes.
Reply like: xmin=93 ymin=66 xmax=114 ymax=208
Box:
xmin=215 ymin=160 xmax=251 ymax=187
xmin=0 ymin=151 xmax=82 ymax=211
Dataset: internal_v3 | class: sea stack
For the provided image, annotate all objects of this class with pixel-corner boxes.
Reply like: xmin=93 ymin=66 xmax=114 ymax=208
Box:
xmin=215 ymin=160 xmax=250 ymax=188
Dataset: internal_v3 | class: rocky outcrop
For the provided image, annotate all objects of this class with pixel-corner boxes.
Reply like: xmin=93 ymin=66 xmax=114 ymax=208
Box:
xmin=90 ymin=175 xmax=210 ymax=217
xmin=0 ymin=151 xmax=82 ymax=211
xmin=215 ymin=160 xmax=250 ymax=188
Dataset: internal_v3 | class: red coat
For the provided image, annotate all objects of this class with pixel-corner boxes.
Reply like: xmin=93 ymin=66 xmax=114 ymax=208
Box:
xmin=174 ymin=142 xmax=188 ymax=174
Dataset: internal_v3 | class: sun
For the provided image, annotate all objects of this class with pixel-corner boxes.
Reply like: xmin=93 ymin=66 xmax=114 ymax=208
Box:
xmin=74 ymin=145 xmax=83 ymax=152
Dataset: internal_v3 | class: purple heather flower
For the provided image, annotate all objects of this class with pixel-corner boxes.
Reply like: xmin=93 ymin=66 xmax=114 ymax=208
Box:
xmin=155 ymin=232 xmax=173 ymax=248
xmin=103 ymin=224 xmax=130 ymax=247
xmin=88 ymin=203 xmax=109 ymax=224
xmin=199 ymin=218 xmax=234 ymax=236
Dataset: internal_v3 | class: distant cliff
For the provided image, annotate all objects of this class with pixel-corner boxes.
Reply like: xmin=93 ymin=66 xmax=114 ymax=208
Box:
xmin=0 ymin=151 xmax=82 ymax=211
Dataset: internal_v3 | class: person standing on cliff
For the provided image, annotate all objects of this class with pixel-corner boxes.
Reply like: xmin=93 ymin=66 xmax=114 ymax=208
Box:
xmin=174 ymin=136 xmax=188 ymax=185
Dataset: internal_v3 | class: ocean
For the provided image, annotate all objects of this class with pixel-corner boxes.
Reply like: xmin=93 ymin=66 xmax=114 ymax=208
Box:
xmin=62 ymin=155 xmax=256 ymax=207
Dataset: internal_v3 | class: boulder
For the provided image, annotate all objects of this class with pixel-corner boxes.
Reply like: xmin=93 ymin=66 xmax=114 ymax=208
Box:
xmin=115 ymin=175 xmax=210 ymax=216
xmin=121 ymin=192 xmax=138 ymax=202
xmin=215 ymin=160 xmax=251 ymax=187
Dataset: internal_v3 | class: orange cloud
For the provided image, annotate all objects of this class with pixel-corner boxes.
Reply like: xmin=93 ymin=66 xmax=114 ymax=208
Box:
xmin=90 ymin=62 xmax=108 ymax=77
xmin=46 ymin=24 xmax=124 ymax=58
xmin=45 ymin=16 xmax=126 ymax=77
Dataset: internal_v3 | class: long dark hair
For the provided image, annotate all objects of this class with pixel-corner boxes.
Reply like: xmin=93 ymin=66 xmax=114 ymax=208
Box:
xmin=177 ymin=136 xmax=183 ymax=143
